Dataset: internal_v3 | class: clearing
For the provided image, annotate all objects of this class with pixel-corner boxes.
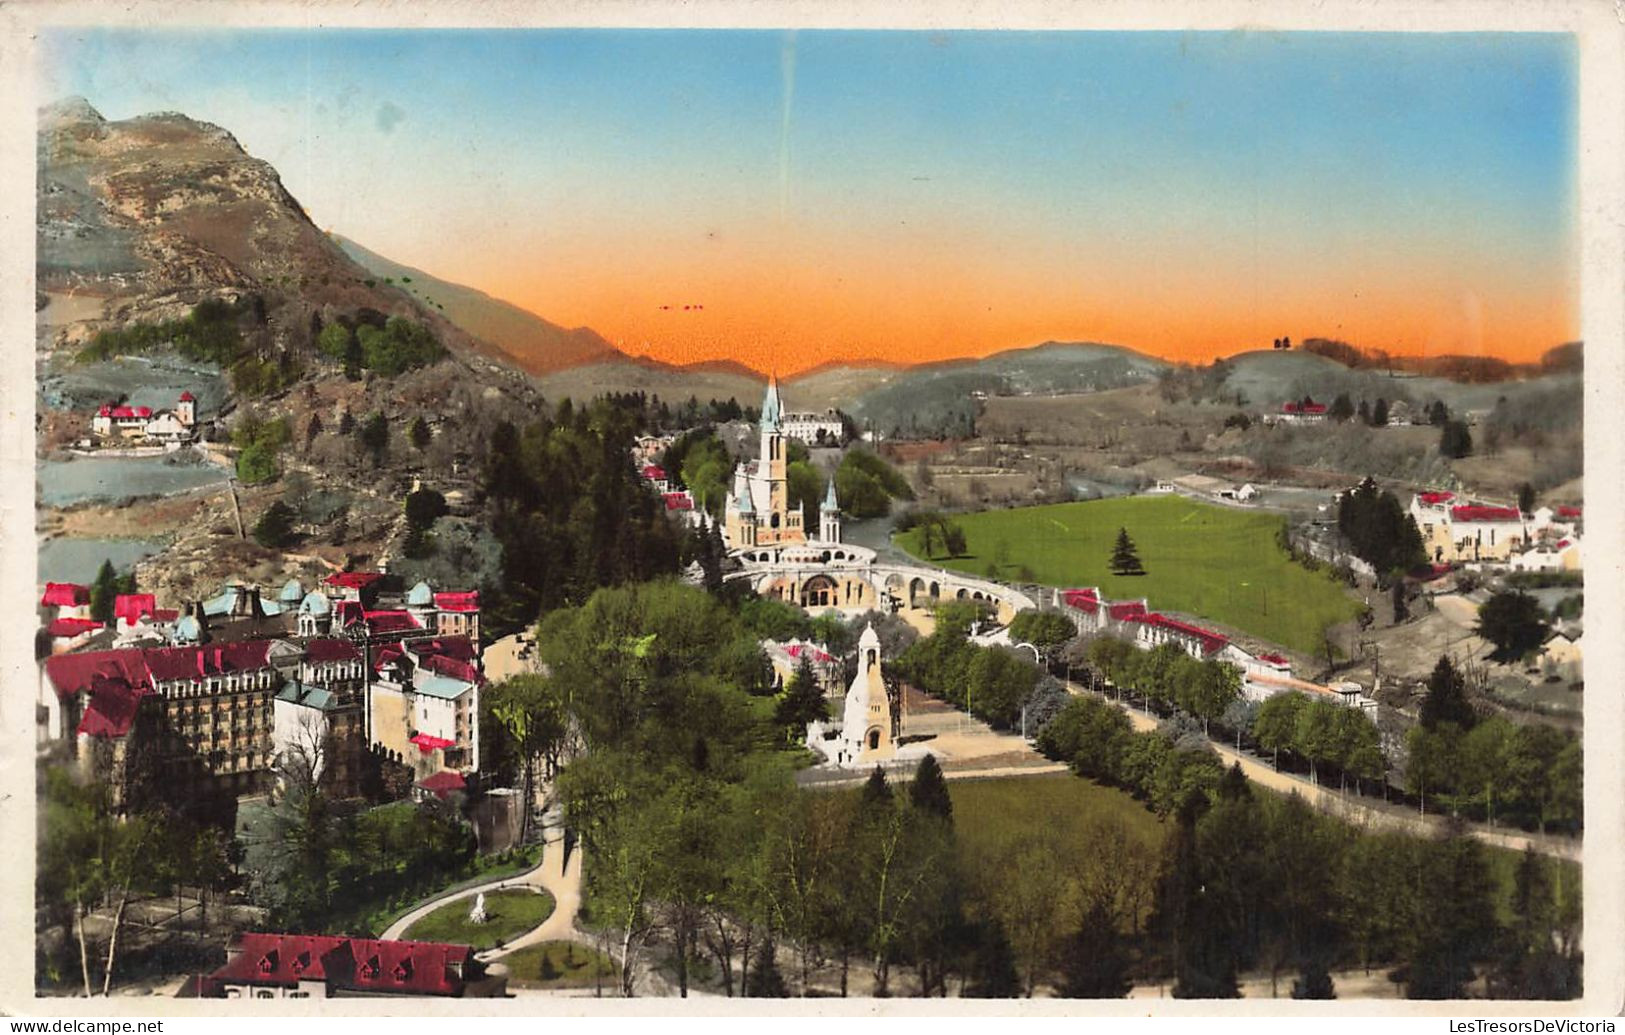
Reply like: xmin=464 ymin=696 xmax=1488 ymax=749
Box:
xmin=895 ymin=494 xmax=1362 ymax=654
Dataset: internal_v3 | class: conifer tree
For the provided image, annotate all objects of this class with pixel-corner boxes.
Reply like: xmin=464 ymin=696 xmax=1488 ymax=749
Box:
xmin=908 ymin=754 xmax=953 ymax=822
xmin=89 ymin=559 xmax=119 ymax=624
xmin=1109 ymin=527 xmax=1146 ymax=576
xmin=862 ymin=765 xmax=892 ymax=807
xmin=1056 ymin=900 xmax=1132 ymax=998
xmin=744 ymin=935 xmax=788 ymax=997
xmin=1419 ymin=656 xmax=1477 ymax=731
xmin=773 ymin=655 xmax=827 ymax=739
xmin=964 ymin=920 xmax=1022 ymax=998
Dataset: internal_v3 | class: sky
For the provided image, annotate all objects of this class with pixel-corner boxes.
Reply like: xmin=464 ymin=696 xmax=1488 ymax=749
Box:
xmin=42 ymin=29 xmax=1578 ymax=375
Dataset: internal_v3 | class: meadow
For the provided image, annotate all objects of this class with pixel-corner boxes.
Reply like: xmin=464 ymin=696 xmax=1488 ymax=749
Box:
xmin=403 ymin=888 xmax=555 ymax=950
xmin=895 ymin=494 xmax=1362 ymax=654
xmin=948 ymin=772 xmax=1165 ymax=866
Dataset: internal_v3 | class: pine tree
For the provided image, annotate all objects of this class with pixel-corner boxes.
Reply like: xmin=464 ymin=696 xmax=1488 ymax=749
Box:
xmin=409 ymin=416 xmax=431 ymax=450
xmin=862 ymin=765 xmax=892 ymax=807
xmin=1372 ymin=397 xmax=1390 ymax=426
xmin=89 ymin=559 xmax=120 ymax=624
xmin=1392 ymin=579 xmax=1410 ymax=624
xmin=773 ymin=655 xmax=827 ymax=738
xmin=1056 ymin=901 xmax=1132 ymax=998
xmin=909 ymin=754 xmax=953 ymax=822
xmin=1292 ymin=956 xmax=1336 ymax=999
xmin=1109 ymin=527 xmax=1146 ymax=576
xmin=1420 ymin=656 xmax=1477 ymax=730
xmin=253 ymin=500 xmax=297 ymax=548
xmin=744 ymin=934 xmax=788 ymax=997
xmin=964 ymin=920 xmax=1022 ymax=998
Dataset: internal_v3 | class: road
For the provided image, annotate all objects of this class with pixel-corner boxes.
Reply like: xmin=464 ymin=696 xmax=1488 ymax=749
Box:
xmin=1068 ymin=681 xmax=1580 ymax=862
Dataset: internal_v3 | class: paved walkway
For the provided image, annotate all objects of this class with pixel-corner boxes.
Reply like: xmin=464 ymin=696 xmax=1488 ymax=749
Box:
xmin=1068 ymin=681 xmax=1580 ymax=861
xmin=379 ymin=825 xmax=585 ymax=948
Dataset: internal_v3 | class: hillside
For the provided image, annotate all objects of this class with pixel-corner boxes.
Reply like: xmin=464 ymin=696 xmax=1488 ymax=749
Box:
xmin=332 ymin=234 xmax=624 ymax=376
xmin=848 ymin=341 xmax=1170 ymax=438
xmin=36 ymin=97 xmax=502 ymax=373
xmin=1217 ymin=349 xmax=1579 ymax=415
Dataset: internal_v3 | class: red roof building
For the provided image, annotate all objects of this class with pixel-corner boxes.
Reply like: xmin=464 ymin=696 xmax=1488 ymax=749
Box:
xmin=41 ymin=583 xmax=90 ymax=608
xmin=1281 ymin=401 xmax=1327 ymax=415
xmin=1451 ymin=505 xmax=1523 ymax=523
xmin=410 ymin=733 xmax=457 ymax=754
xmin=47 ymin=617 xmax=105 ymax=639
xmin=641 ymin=465 xmax=667 ymax=481
xmin=303 ymin=638 xmax=361 ymax=663
xmin=417 ymin=771 xmax=467 ymax=800
xmin=1557 ymin=505 xmax=1582 ymax=518
xmin=1063 ymin=588 xmax=1100 ymax=613
xmin=113 ymin=593 xmax=158 ymax=625
xmin=200 ymin=933 xmax=487 ymax=998
xmin=96 ymin=404 xmax=154 ymax=419
xmin=1418 ymin=491 xmax=1455 ymax=506
xmin=664 ymin=492 xmax=695 ymax=511
xmin=1107 ymin=601 xmax=1147 ymax=622
xmin=178 ymin=391 xmax=196 ymax=402
xmin=361 ymin=610 xmax=422 ymax=635
xmin=431 ymin=591 xmax=479 ymax=612
xmin=1140 ymin=613 xmax=1229 ymax=656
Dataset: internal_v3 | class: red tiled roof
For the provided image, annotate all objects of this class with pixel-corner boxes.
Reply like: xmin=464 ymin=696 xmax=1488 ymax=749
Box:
xmin=45 ymin=649 xmax=153 ymax=700
xmin=1556 ymin=539 xmax=1571 ymax=549
xmin=153 ymin=608 xmax=181 ymax=622
xmin=1418 ymin=491 xmax=1455 ymax=505
xmin=144 ymin=642 xmax=274 ymax=682
xmin=1451 ymin=505 xmax=1522 ymax=522
xmin=417 ymin=770 xmax=467 ymax=799
xmin=334 ymin=599 xmax=364 ymax=626
xmin=1257 ymin=652 xmax=1290 ymax=665
xmin=432 ymin=591 xmax=479 ymax=612
xmin=373 ymin=643 xmax=406 ymax=674
xmin=206 ymin=933 xmax=474 ymax=998
xmin=410 ymin=733 xmax=457 ymax=753
xmin=1282 ymin=401 xmax=1327 ymax=414
xmin=407 ymin=636 xmax=478 ymax=663
xmin=1063 ymin=589 xmax=1100 ymax=613
xmin=41 ymin=583 xmax=90 ymax=608
xmin=96 ymin=404 xmax=153 ymax=419
xmin=178 ymin=391 xmax=195 ymax=402
xmin=786 ymin=643 xmax=834 ymax=664
xmin=304 ymin=638 xmax=361 ymax=663
xmin=1107 ymin=601 xmax=1147 ymax=621
xmin=324 ymin=571 xmax=385 ymax=590
xmin=48 ymin=617 xmax=104 ymax=638
xmin=77 ymin=682 xmax=149 ymax=738
xmin=362 ymin=610 xmax=423 ymax=635
xmin=421 ymin=654 xmax=483 ymax=684
xmin=641 ymin=465 xmax=667 ymax=480
xmin=663 ymin=492 xmax=694 ymax=511
xmin=1557 ymin=505 xmax=1582 ymax=518
xmin=1142 ymin=613 xmax=1229 ymax=654
xmin=114 ymin=593 xmax=157 ymax=624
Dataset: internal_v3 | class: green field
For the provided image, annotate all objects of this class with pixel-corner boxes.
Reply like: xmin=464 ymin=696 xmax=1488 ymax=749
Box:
xmin=403 ymin=888 xmax=555 ymax=950
xmin=949 ymin=771 xmax=1166 ymax=861
xmin=895 ymin=495 xmax=1361 ymax=654
xmin=504 ymin=940 xmax=618 ymax=990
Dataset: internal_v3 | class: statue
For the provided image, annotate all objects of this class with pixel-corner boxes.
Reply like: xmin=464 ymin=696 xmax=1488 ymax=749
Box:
xmin=468 ymin=892 xmax=488 ymax=925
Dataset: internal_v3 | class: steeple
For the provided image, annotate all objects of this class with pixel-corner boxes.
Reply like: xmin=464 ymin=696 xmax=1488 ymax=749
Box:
xmin=821 ymin=480 xmax=839 ymax=512
xmin=759 ymin=375 xmax=782 ymax=430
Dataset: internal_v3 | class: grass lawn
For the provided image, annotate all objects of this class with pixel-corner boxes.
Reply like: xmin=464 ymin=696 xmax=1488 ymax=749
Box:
xmin=352 ymin=842 xmax=545 ymax=938
xmin=403 ymin=888 xmax=555 ymax=950
xmin=895 ymin=495 xmax=1361 ymax=654
xmin=504 ymin=940 xmax=618 ymax=990
xmin=949 ymin=771 xmax=1166 ymax=862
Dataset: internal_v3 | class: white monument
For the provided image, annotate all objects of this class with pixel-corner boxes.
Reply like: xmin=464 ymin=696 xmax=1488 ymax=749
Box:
xmin=838 ymin=623 xmax=895 ymax=765
xmin=469 ymin=891 xmax=488 ymax=925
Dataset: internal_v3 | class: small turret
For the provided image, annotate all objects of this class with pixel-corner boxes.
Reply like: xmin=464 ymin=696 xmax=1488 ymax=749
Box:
xmin=819 ymin=479 xmax=841 ymax=544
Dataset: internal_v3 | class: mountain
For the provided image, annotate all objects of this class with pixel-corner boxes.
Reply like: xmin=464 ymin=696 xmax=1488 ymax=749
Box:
xmin=36 ymin=97 xmax=497 ymax=368
xmin=332 ymin=234 xmax=625 ymax=376
xmin=846 ymin=341 xmax=1170 ymax=438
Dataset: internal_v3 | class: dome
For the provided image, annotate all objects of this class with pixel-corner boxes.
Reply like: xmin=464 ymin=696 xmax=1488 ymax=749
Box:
xmin=299 ymin=590 xmax=332 ymax=616
xmin=279 ymin=578 xmax=305 ymax=603
xmin=407 ymin=581 xmax=434 ymax=607
xmin=173 ymin=615 xmax=201 ymax=643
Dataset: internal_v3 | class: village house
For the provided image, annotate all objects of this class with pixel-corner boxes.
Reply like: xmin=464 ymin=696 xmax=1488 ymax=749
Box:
xmin=1267 ymin=399 xmax=1328 ymax=425
xmin=90 ymin=391 xmax=198 ymax=443
xmin=194 ymin=933 xmax=506 ymax=999
xmin=367 ymin=634 xmax=483 ymax=792
xmin=1408 ymin=491 xmax=1536 ymax=564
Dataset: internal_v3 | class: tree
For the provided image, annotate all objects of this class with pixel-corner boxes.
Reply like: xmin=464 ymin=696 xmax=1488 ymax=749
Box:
xmin=235 ymin=442 xmax=279 ymax=485
xmin=409 ymin=416 xmax=432 ymax=450
xmin=1372 ymin=397 xmax=1390 ymax=427
xmin=1439 ymin=420 xmax=1473 ymax=459
xmin=404 ymin=486 xmax=449 ymax=532
xmin=359 ymin=412 xmax=389 ymax=464
xmin=1419 ymin=656 xmax=1476 ymax=731
xmin=1406 ymin=836 xmax=1500 ymax=999
xmin=1392 ymin=579 xmax=1410 ymax=623
xmin=861 ymin=765 xmax=892 ymax=808
xmin=1475 ymin=591 xmax=1549 ymax=662
xmin=773 ymin=655 xmax=828 ymax=740
xmin=1328 ymin=393 xmax=1355 ymax=422
xmin=1357 ymin=399 xmax=1371 ymax=425
xmin=89 ymin=559 xmax=118 ymax=624
xmin=909 ymin=754 xmax=953 ymax=822
xmin=744 ymin=933 xmax=788 ymax=997
xmin=304 ymin=412 xmax=323 ymax=448
xmin=1056 ymin=899 xmax=1132 ymax=998
xmin=252 ymin=500 xmax=297 ymax=548
xmin=1517 ymin=482 xmax=1536 ymax=515
xmin=1109 ymin=527 xmax=1145 ymax=576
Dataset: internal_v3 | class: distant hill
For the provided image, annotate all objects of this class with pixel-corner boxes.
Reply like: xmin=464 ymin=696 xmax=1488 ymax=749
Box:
xmin=848 ymin=341 xmax=1169 ymax=438
xmin=333 ymin=234 xmax=624 ymax=376
xmin=530 ymin=360 xmax=767 ymax=411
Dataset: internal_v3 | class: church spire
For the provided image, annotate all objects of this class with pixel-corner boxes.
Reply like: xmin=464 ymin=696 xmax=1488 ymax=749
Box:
xmin=822 ymin=479 xmax=839 ymax=512
xmin=759 ymin=374 xmax=782 ymax=430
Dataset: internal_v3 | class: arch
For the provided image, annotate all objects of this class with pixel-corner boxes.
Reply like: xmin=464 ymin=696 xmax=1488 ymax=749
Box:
xmin=770 ymin=512 xmax=781 ymax=529
xmin=956 ymin=588 xmax=968 ymax=600
xmin=799 ymin=574 xmax=839 ymax=608
xmin=868 ymin=728 xmax=881 ymax=751
xmin=886 ymin=573 xmax=906 ymax=592
xmin=929 ymin=581 xmax=940 ymax=598
xmin=908 ymin=576 xmax=926 ymax=602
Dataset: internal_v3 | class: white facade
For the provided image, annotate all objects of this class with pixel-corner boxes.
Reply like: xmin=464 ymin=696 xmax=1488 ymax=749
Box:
xmin=780 ymin=410 xmax=845 ymax=445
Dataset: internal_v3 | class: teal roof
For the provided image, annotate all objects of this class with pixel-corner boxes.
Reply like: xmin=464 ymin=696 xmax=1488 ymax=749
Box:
xmin=279 ymin=578 xmax=305 ymax=603
xmin=201 ymin=588 xmax=235 ymax=617
xmin=407 ymin=581 xmax=434 ymax=606
xmin=759 ymin=378 xmax=782 ymax=430
xmin=822 ymin=480 xmax=839 ymax=511
xmin=414 ymin=672 xmax=474 ymax=700
xmin=734 ymin=486 xmax=753 ymax=513
xmin=173 ymin=615 xmax=201 ymax=642
xmin=299 ymin=590 xmax=331 ymax=616
xmin=278 ymin=679 xmax=338 ymax=711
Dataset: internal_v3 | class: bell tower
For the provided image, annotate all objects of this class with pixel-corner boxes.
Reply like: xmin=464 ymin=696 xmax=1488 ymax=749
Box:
xmin=820 ymin=480 xmax=841 ymax=543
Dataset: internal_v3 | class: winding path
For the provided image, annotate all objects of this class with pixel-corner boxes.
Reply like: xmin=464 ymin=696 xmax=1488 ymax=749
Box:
xmin=379 ymin=825 xmax=584 ymax=953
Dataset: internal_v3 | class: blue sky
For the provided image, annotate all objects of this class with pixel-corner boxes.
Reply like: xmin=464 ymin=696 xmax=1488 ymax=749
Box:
xmin=41 ymin=28 xmax=1578 ymax=368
